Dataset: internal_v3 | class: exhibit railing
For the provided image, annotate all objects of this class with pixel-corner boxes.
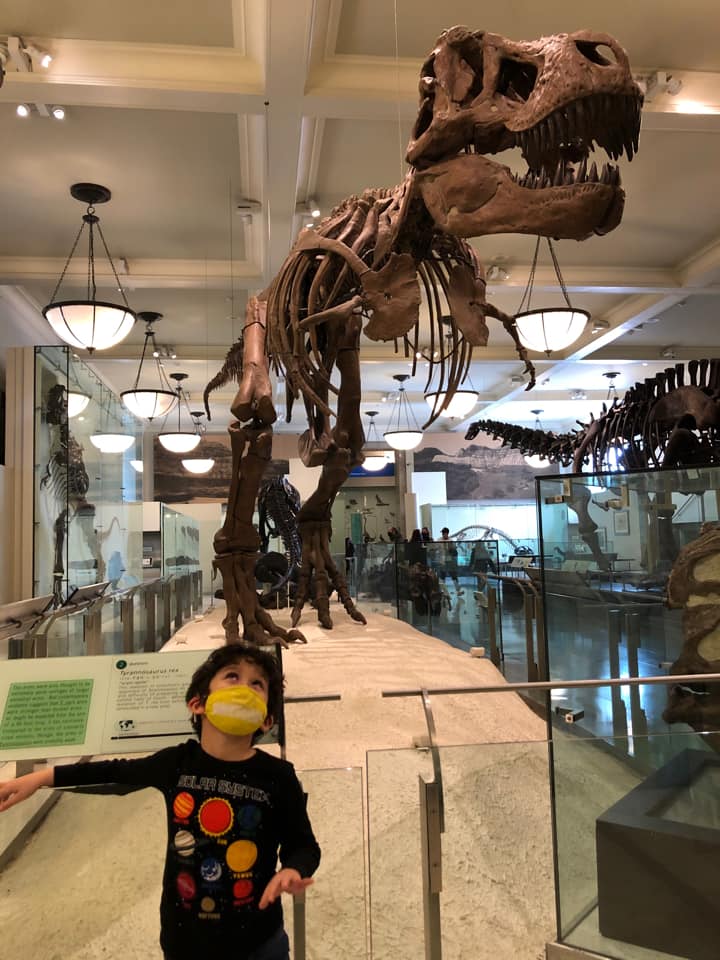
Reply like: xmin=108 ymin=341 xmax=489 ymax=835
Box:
xmin=0 ymin=572 xmax=204 ymax=661
xmin=2 ymin=670 xmax=716 ymax=960
xmin=380 ymin=675 xmax=720 ymax=960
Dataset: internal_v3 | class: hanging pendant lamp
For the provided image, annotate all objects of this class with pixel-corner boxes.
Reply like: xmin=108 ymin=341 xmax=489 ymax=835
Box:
xmin=121 ymin=312 xmax=178 ymax=419
xmin=362 ymin=411 xmax=394 ymax=471
xmin=423 ymin=323 xmax=479 ymax=419
xmin=158 ymin=373 xmax=201 ymax=453
xmin=90 ymin=433 xmax=135 ymax=454
xmin=524 ymin=409 xmax=551 ymax=470
xmin=43 ymin=183 xmax=136 ymax=352
xmin=383 ymin=374 xmax=423 ymax=452
xmin=182 ymin=458 xmax=215 ymax=474
xmin=514 ymin=237 xmax=589 ymax=355
xmin=67 ymin=390 xmax=90 ymax=418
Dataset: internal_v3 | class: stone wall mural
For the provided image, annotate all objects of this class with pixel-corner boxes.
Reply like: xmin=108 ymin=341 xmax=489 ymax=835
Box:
xmin=153 ymin=435 xmax=289 ymax=504
xmin=414 ymin=442 xmax=555 ymax=501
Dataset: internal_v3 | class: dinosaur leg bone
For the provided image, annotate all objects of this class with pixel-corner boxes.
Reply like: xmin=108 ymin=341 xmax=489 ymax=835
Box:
xmin=291 ymin=316 xmax=367 ymax=629
xmin=214 ymin=420 xmax=305 ymax=646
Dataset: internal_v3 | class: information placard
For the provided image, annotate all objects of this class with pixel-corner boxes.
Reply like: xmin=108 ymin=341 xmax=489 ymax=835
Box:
xmin=0 ymin=651 xmax=209 ymax=762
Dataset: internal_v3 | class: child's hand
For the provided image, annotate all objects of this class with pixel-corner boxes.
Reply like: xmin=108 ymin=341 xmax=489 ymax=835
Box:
xmin=0 ymin=769 xmax=53 ymax=812
xmin=258 ymin=868 xmax=314 ymax=909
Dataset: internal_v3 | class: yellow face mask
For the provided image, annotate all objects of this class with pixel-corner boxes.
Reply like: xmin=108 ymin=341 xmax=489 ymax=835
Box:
xmin=203 ymin=685 xmax=268 ymax=737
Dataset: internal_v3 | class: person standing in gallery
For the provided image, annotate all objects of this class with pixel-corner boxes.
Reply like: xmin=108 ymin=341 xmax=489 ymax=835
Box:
xmin=437 ymin=527 xmax=463 ymax=595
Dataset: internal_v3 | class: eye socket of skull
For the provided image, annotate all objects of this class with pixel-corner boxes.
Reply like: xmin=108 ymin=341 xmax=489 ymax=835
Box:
xmin=574 ymin=40 xmax=619 ymax=67
xmin=496 ymin=58 xmax=538 ymax=103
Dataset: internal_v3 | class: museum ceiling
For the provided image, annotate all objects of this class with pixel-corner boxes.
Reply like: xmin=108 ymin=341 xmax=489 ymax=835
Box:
xmin=1 ymin=0 xmax=720 ymax=434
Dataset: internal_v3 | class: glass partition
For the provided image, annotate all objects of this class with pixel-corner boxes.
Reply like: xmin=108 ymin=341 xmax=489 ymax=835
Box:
xmin=536 ymin=466 xmax=718 ymax=742
xmin=0 ymin=763 xmax=365 ymax=960
xmin=552 ymin=714 xmax=720 ymax=960
xmin=367 ymin=739 xmax=554 ymax=960
xmin=161 ymin=503 xmax=201 ymax=578
xmin=34 ymin=346 xmax=143 ymax=605
xmin=291 ymin=766 xmax=366 ymax=960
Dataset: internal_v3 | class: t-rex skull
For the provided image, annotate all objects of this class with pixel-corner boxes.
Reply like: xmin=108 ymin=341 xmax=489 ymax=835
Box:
xmin=407 ymin=26 xmax=642 ymax=241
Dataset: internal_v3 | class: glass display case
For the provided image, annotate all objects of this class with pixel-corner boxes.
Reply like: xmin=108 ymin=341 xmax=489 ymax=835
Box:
xmin=33 ymin=346 xmax=143 ymax=605
xmin=536 ymin=466 xmax=718 ymax=753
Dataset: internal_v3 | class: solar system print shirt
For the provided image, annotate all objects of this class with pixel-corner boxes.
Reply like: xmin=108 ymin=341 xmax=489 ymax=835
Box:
xmin=54 ymin=739 xmax=320 ymax=958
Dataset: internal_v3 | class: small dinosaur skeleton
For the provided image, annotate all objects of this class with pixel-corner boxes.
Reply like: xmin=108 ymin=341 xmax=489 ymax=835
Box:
xmin=255 ymin=475 xmax=302 ymax=602
xmin=206 ymin=24 xmax=642 ymax=643
xmin=40 ymin=383 xmax=98 ymax=604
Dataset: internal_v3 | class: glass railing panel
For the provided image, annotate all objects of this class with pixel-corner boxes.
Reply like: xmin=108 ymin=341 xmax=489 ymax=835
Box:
xmin=355 ymin=542 xmax=398 ymax=615
xmin=292 ymin=766 xmax=366 ymax=960
xmin=1 ymin=762 xmax=362 ymax=960
xmin=367 ymin=740 xmax=554 ymax=960
xmin=552 ymin=706 xmax=720 ymax=960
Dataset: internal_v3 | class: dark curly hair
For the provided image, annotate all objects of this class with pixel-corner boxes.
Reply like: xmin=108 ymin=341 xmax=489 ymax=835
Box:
xmin=185 ymin=643 xmax=284 ymax=738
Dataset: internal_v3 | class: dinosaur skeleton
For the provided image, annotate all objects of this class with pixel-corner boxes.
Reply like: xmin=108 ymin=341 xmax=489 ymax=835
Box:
xmin=466 ymin=360 xmax=720 ymax=569
xmin=205 ymin=25 xmax=641 ymax=643
xmin=40 ymin=383 xmax=98 ymax=604
xmin=255 ymin=476 xmax=302 ymax=602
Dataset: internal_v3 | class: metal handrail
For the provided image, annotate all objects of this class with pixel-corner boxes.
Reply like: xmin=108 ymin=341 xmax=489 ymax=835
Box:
xmin=382 ymin=672 xmax=720 ymax=697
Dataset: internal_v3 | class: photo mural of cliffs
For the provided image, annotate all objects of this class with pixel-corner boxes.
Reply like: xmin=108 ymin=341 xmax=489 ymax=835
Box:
xmin=153 ymin=435 xmax=289 ymax=503
xmin=414 ymin=443 xmax=554 ymax=500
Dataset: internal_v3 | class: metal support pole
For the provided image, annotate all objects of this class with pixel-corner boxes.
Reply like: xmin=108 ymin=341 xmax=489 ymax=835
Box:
xmin=524 ymin=590 xmax=538 ymax=683
xmin=292 ymin=892 xmax=307 ymax=960
xmin=420 ymin=776 xmax=443 ymax=960
xmin=83 ymin=609 xmax=102 ymax=655
xmin=144 ymin=585 xmax=157 ymax=652
xmin=161 ymin=581 xmax=172 ymax=643
xmin=487 ymin=586 xmax=500 ymax=668
xmin=174 ymin=579 xmax=183 ymax=632
xmin=607 ymin=609 xmax=628 ymax=740
xmin=419 ymin=687 xmax=444 ymax=960
xmin=120 ymin=595 xmax=133 ymax=653
xmin=625 ymin=611 xmax=649 ymax=739
xmin=535 ymin=594 xmax=549 ymax=681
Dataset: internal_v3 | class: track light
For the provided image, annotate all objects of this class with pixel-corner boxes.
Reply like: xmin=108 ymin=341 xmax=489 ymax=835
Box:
xmin=16 ymin=103 xmax=30 ymax=118
xmin=24 ymin=43 xmax=53 ymax=70
xmin=51 ymin=105 xmax=65 ymax=120
xmin=307 ymin=198 xmax=321 ymax=218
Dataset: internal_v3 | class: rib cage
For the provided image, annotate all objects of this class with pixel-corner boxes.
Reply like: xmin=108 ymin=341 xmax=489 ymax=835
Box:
xmin=264 ymin=184 xmax=489 ymax=431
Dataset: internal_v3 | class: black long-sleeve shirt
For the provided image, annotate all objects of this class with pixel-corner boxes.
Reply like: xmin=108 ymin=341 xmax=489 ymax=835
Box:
xmin=54 ymin=740 xmax=321 ymax=959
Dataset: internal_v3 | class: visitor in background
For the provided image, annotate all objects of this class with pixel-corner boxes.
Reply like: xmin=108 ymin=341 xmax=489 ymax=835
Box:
xmin=437 ymin=527 xmax=463 ymax=595
xmin=421 ymin=526 xmax=432 ymax=543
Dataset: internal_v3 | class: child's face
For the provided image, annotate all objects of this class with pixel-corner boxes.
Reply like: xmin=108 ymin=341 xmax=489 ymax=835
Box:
xmin=209 ymin=659 xmax=270 ymax=706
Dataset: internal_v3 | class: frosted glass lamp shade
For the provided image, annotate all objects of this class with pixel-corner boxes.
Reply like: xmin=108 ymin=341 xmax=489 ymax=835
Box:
xmin=43 ymin=300 xmax=136 ymax=352
xmin=515 ymin=308 xmax=589 ymax=354
xmin=67 ymin=391 xmax=91 ymax=417
xmin=158 ymin=432 xmax=201 ymax=453
xmin=121 ymin=389 xmax=177 ymax=420
xmin=90 ymin=433 xmax=135 ymax=453
xmin=383 ymin=430 xmax=423 ymax=451
xmin=182 ymin=458 xmax=215 ymax=474
xmin=362 ymin=454 xmax=389 ymax=472
xmin=524 ymin=454 xmax=551 ymax=470
xmin=425 ymin=390 xmax=479 ymax=419
xmin=129 ymin=460 xmax=144 ymax=472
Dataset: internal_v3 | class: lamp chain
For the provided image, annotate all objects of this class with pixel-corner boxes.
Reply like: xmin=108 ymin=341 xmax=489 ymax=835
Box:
xmin=48 ymin=220 xmax=86 ymax=302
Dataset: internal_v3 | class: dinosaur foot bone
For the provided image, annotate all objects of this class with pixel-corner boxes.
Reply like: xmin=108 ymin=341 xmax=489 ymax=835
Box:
xmin=291 ymin=520 xmax=367 ymax=630
xmin=213 ymin=551 xmax=306 ymax=646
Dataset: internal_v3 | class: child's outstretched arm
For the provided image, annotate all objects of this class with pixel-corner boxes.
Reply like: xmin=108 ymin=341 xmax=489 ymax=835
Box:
xmin=0 ymin=768 xmax=54 ymax=812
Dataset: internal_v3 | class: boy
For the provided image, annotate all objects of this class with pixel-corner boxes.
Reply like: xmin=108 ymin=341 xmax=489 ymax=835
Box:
xmin=0 ymin=644 xmax=321 ymax=960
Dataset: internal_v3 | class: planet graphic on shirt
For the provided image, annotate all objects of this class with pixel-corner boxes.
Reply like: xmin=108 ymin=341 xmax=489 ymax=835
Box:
xmin=226 ymin=839 xmax=258 ymax=873
xmin=201 ymin=857 xmax=222 ymax=883
xmin=236 ymin=804 xmax=262 ymax=832
xmin=201 ymin=896 xmax=216 ymax=912
xmin=176 ymin=871 xmax=196 ymax=900
xmin=233 ymin=878 xmax=253 ymax=900
xmin=173 ymin=791 xmax=195 ymax=819
xmin=198 ymin=797 xmax=234 ymax=837
xmin=174 ymin=830 xmax=195 ymax=856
